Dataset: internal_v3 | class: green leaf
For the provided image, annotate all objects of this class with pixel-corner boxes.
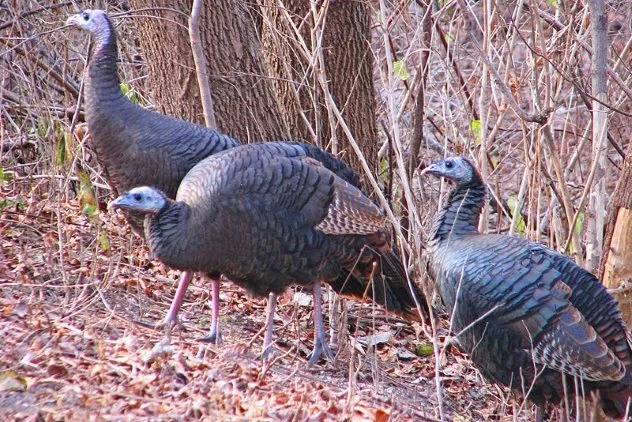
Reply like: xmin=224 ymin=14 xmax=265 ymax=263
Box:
xmin=414 ymin=342 xmax=434 ymax=357
xmin=0 ymin=168 xmax=13 ymax=183
xmin=575 ymin=212 xmax=585 ymax=236
xmin=444 ymin=33 xmax=455 ymax=43
xmin=98 ymin=233 xmax=110 ymax=252
xmin=82 ymin=203 xmax=98 ymax=217
xmin=120 ymin=83 xmax=139 ymax=104
xmin=56 ymin=137 xmax=66 ymax=166
xmin=506 ymin=195 xmax=526 ymax=236
xmin=55 ymin=130 xmax=75 ymax=167
xmin=0 ymin=198 xmax=26 ymax=211
xmin=379 ymin=156 xmax=390 ymax=185
xmin=547 ymin=0 xmax=558 ymax=7
xmin=380 ymin=156 xmax=389 ymax=174
xmin=471 ymin=119 xmax=482 ymax=144
xmin=393 ymin=60 xmax=410 ymax=81
xmin=77 ymin=168 xmax=98 ymax=217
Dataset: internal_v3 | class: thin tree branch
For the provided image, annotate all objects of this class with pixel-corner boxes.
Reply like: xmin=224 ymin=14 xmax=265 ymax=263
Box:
xmin=188 ymin=0 xmax=217 ymax=128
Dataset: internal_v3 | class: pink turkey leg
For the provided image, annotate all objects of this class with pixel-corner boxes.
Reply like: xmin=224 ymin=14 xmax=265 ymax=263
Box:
xmin=262 ymin=292 xmax=277 ymax=359
xmin=161 ymin=270 xmax=193 ymax=326
xmin=197 ymin=277 xmax=222 ymax=344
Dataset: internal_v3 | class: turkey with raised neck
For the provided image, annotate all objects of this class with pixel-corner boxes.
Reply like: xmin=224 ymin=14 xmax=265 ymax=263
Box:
xmin=66 ymin=9 xmax=366 ymax=346
xmin=422 ymin=156 xmax=632 ymax=418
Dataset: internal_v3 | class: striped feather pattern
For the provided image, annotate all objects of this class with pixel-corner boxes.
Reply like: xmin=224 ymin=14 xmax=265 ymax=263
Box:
xmin=424 ymin=157 xmax=632 ymax=417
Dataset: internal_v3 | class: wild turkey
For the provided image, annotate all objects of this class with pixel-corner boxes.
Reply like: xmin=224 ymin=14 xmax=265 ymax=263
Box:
xmin=109 ymin=142 xmax=428 ymax=366
xmin=66 ymin=9 xmax=360 ymax=343
xmin=422 ymin=156 xmax=632 ymax=417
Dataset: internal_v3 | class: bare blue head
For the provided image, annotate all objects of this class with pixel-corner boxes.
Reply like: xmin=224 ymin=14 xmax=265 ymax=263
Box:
xmin=108 ymin=186 xmax=168 ymax=215
xmin=66 ymin=9 xmax=112 ymax=45
xmin=421 ymin=156 xmax=482 ymax=187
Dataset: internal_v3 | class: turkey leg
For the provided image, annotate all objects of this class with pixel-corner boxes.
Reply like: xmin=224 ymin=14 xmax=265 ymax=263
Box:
xmin=262 ymin=292 xmax=278 ymax=359
xmin=162 ymin=271 xmax=193 ymax=327
xmin=308 ymin=282 xmax=335 ymax=366
xmin=134 ymin=270 xmax=193 ymax=333
xmin=197 ymin=277 xmax=223 ymax=344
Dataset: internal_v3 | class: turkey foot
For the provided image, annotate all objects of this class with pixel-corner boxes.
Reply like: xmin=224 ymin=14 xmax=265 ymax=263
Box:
xmin=261 ymin=345 xmax=276 ymax=361
xmin=307 ymin=332 xmax=335 ymax=367
xmin=134 ymin=271 xmax=193 ymax=333
xmin=196 ymin=328 xmax=222 ymax=345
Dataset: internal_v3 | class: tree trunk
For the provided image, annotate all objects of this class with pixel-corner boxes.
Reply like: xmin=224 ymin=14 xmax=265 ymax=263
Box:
xmin=261 ymin=1 xmax=378 ymax=352
xmin=261 ymin=0 xmax=378 ymax=176
xmin=130 ymin=0 xmax=289 ymax=142
xmin=600 ymin=148 xmax=632 ymax=325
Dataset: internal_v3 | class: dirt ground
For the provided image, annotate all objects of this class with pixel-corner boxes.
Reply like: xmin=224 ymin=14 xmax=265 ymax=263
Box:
xmin=0 ymin=176 xmax=546 ymax=421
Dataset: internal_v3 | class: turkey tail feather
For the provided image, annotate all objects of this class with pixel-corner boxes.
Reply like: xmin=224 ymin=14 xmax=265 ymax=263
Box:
xmin=328 ymin=250 xmax=428 ymax=323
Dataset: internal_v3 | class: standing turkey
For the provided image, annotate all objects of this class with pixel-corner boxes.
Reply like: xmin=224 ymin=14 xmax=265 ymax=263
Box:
xmin=109 ymin=143 xmax=428 ymax=365
xmin=422 ymin=156 xmax=632 ymax=417
xmin=66 ymin=9 xmax=362 ymax=343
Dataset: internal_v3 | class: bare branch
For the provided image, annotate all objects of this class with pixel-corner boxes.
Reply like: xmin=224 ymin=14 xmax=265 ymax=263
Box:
xmin=188 ymin=0 xmax=217 ymax=128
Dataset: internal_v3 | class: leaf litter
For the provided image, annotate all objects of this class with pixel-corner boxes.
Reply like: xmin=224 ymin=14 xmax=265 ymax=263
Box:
xmin=0 ymin=175 xmax=538 ymax=421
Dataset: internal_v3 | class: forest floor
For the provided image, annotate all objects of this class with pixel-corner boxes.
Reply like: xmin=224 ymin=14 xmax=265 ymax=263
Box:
xmin=0 ymin=170 xmax=553 ymax=422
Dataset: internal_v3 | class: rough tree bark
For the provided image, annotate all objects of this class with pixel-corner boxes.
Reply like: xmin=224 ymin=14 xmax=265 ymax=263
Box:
xmin=600 ymin=148 xmax=632 ymax=325
xmin=260 ymin=0 xmax=378 ymax=175
xmin=130 ymin=0 xmax=289 ymax=142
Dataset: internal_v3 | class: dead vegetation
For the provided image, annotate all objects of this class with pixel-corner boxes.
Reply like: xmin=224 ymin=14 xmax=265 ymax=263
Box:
xmin=1 ymin=0 xmax=631 ymax=420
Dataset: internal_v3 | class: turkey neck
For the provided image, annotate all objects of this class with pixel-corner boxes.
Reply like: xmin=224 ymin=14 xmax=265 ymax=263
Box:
xmin=85 ymin=18 xmax=127 ymax=115
xmin=428 ymin=181 xmax=486 ymax=247
xmin=146 ymin=202 xmax=200 ymax=271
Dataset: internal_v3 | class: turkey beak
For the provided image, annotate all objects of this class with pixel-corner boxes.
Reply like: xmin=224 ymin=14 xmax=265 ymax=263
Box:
xmin=66 ymin=16 xmax=78 ymax=26
xmin=108 ymin=195 xmax=129 ymax=211
xmin=419 ymin=163 xmax=439 ymax=177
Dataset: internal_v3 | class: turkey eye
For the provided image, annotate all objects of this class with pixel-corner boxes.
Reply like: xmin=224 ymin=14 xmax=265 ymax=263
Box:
xmin=133 ymin=193 xmax=142 ymax=201
xmin=445 ymin=161 xmax=454 ymax=169
xmin=81 ymin=12 xmax=89 ymax=20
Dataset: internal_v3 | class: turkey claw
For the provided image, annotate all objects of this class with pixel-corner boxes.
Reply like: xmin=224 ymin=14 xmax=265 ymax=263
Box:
xmin=196 ymin=330 xmax=222 ymax=345
xmin=307 ymin=337 xmax=335 ymax=367
xmin=261 ymin=345 xmax=276 ymax=361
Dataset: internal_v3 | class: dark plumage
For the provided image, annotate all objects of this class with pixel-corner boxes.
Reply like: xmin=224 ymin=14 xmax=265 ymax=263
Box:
xmin=66 ymin=9 xmax=241 ymax=231
xmin=66 ymin=9 xmax=362 ymax=343
xmin=422 ymin=156 xmax=632 ymax=417
xmin=110 ymin=143 xmax=428 ymax=365
xmin=66 ymin=9 xmax=239 ymax=343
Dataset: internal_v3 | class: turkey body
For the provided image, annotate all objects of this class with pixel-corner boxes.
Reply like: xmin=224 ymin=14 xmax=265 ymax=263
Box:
xmin=67 ymin=9 xmax=362 ymax=343
xmin=423 ymin=157 xmax=632 ymax=417
xmin=68 ymin=9 xmax=240 ymax=233
xmin=149 ymin=142 xmax=386 ymax=298
xmin=156 ymin=148 xmax=368 ymax=293
xmin=111 ymin=143 xmax=427 ymax=365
